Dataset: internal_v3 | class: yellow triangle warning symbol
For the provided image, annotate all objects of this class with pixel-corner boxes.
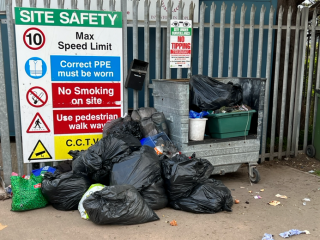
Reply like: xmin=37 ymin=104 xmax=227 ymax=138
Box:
xmin=28 ymin=140 xmax=52 ymax=160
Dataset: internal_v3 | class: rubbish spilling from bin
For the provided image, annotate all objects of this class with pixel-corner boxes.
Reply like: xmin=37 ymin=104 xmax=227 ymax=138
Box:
xmin=189 ymin=75 xmax=243 ymax=112
xmin=8 ymin=107 xmax=236 ymax=225
xmin=152 ymin=77 xmax=264 ymax=183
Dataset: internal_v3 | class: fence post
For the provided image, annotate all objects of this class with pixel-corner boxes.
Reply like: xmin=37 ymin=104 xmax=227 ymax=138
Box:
xmin=208 ymin=3 xmax=216 ymax=77
xmin=303 ymin=8 xmax=317 ymax=152
xmin=177 ymin=1 xmax=185 ymax=79
xmin=218 ymin=2 xmax=227 ymax=77
xmin=0 ymin=21 xmax=12 ymax=185
xmin=228 ymin=4 xmax=237 ymax=77
xmin=166 ymin=0 xmax=173 ymax=79
xmin=287 ymin=9 xmax=302 ymax=157
xmin=278 ymin=7 xmax=293 ymax=159
xmin=247 ymin=4 xmax=256 ymax=78
xmin=132 ymin=0 xmax=139 ymax=109
xmin=198 ymin=2 xmax=206 ymax=75
xmin=58 ymin=0 xmax=65 ymax=9
xmin=256 ymin=5 xmax=266 ymax=78
xmin=96 ymin=0 xmax=102 ymax=10
xmin=293 ymin=7 xmax=309 ymax=156
xmin=5 ymin=0 xmax=24 ymax=175
xmin=237 ymin=3 xmax=246 ymax=77
xmin=144 ymin=0 xmax=151 ymax=107
xmin=270 ymin=6 xmax=284 ymax=161
xmin=155 ymin=0 xmax=161 ymax=80
xmin=260 ymin=5 xmax=275 ymax=162
xmin=187 ymin=2 xmax=195 ymax=78
xmin=44 ymin=0 xmax=51 ymax=8
xmin=121 ymin=0 xmax=128 ymax=114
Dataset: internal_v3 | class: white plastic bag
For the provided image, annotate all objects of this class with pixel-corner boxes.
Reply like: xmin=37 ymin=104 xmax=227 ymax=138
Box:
xmin=78 ymin=183 xmax=105 ymax=220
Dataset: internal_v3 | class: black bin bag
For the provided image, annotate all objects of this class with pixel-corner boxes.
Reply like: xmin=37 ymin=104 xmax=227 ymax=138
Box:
xmin=72 ymin=134 xmax=132 ymax=185
xmin=110 ymin=146 xmax=168 ymax=210
xmin=41 ymin=171 xmax=91 ymax=211
xmin=152 ymin=112 xmax=169 ymax=136
xmin=83 ymin=185 xmax=160 ymax=225
xmin=170 ymin=179 xmax=234 ymax=213
xmin=190 ymin=74 xmax=243 ymax=111
xmin=161 ymin=154 xmax=214 ymax=201
xmin=140 ymin=178 xmax=168 ymax=210
xmin=103 ymin=116 xmax=143 ymax=140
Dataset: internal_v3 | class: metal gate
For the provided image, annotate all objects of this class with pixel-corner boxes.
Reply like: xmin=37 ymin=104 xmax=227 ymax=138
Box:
xmin=0 ymin=0 xmax=317 ymax=185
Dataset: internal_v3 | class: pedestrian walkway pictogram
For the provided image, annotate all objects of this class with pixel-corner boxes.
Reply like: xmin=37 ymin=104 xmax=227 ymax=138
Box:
xmin=26 ymin=112 xmax=50 ymax=133
xmin=28 ymin=140 xmax=52 ymax=161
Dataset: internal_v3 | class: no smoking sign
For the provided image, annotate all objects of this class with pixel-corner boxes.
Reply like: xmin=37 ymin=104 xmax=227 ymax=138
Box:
xmin=26 ymin=86 xmax=48 ymax=107
xmin=23 ymin=27 xmax=45 ymax=50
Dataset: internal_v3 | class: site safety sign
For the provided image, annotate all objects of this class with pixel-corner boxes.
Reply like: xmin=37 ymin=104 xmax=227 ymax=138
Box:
xmin=170 ymin=20 xmax=192 ymax=68
xmin=15 ymin=7 xmax=123 ymax=162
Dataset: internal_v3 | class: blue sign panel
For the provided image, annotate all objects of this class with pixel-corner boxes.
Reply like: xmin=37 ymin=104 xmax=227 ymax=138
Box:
xmin=25 ymin=57 xmax=47 ymax=79
xmin=50 ymin=55 xmax=121 ymax=81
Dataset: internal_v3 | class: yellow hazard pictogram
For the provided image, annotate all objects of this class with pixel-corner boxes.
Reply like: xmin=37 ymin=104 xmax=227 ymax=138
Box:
xmin=28 ymin=140 xmax=52 ymax=160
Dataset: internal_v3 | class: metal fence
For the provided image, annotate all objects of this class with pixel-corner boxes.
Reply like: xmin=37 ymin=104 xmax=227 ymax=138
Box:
xmin=0 ymin=0 xmax=318 ymax=185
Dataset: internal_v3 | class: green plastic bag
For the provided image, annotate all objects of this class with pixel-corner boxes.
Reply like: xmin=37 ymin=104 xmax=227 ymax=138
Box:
xmin=11 ymin=174 xmax=48 ymax=211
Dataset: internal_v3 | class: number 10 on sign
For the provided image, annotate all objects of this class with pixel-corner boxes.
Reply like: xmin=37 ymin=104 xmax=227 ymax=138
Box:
xmin=23 ymin=27 xmax=45 ymax=50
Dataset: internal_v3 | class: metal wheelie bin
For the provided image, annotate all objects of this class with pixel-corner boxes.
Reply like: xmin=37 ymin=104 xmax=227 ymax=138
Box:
xmin=152 ymin=77 xmax=266 ymax=183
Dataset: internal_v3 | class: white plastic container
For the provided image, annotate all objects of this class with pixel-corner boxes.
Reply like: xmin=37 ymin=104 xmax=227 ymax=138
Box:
xmin=189 ymin=118 xmax=208 ymax=141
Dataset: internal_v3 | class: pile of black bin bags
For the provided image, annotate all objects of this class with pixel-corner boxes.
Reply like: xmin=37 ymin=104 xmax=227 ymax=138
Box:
xmin=40 ymin=112 xmax=233 ymax=225
xmin=162 ymin=153 xmax=234 ymax=213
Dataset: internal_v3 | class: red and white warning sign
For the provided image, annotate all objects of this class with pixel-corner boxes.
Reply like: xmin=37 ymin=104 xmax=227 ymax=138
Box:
xmin=26 ymin=86 xmax=48 ymax=107
xmin=170 ymin=20 xmax=192 ymax=68
xmin=23 ymin=27 xmax=46 ymax=50
xmin=27 ymin=112 xmax=50 ymax=133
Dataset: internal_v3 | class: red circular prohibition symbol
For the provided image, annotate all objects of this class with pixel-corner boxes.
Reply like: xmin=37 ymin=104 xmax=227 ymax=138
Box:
xmin=26 ymin=86 xmax=48 ymax=108
xmin=23 ymin=27 xmax=46 ymax=50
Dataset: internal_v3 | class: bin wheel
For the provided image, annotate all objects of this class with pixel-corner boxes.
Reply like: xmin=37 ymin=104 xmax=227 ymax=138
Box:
xmin=306 ymin=145 xmax=315 ymax=158
xmin=249 ymin=168 xmax=260 ymax=184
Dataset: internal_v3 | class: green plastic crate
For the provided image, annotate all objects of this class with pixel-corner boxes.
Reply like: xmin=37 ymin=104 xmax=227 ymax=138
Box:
xmin=206 ymin=110 xmax=256 ymax=138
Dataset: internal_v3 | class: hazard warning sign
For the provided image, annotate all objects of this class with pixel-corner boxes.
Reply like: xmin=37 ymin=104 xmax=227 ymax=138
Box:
xmin=27 ymin=112 xmax=50 ymax=133
xmin=26 ymin=86 xmax=48 ymax=108
xmin=28 ymin=140 xmax=52 ymax=161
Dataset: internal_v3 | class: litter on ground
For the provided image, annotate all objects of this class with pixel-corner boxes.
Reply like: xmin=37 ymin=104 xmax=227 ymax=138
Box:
xmin=279 ymin=229 xmax=310 ymax=238
xmin=275 ymin=194 xmax=288 ymax=199
xmin=268 ymin=201 xmax=281 ymax=206
xmin=0 ymin=223 xmax=7 ymax=231
xmin=262 ymin=233 xmax=274 ymax=240
xmin=170 ymin=220 xmax=178 ymax=226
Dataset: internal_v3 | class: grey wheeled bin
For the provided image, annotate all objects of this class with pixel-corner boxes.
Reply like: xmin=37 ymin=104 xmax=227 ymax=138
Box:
xmin=152 ymin=77 xmax=266 ymax=183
